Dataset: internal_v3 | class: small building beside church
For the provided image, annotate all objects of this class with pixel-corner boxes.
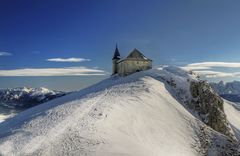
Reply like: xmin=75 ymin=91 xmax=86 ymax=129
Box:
xmin=112 ymin=46 xmax=152 ymax=76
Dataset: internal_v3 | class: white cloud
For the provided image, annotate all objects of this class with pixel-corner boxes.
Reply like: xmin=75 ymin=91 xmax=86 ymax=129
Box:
xmin=181 ymin=66 xmax=212 ymax=70
xmin=186 ymin=62 xmax=240 ymax=69
xmin=182 ymin=62 xmax=240 ymax=78
xmin=0 ymin=67 xmax=107 ymax=76
xmin=193 ymin=70 xmax=240 ymax=78
xmin=0 ymin=52 xmax=12 ymax=56
xmin=47 ymin=58 xmax=90 ymax=62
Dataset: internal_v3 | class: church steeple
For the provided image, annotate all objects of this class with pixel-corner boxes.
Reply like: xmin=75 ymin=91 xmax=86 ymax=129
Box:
xmin=112 ymin=44 xmax=120 ymax=75
xmin=112 ymin=44 xmax=120 ymax=60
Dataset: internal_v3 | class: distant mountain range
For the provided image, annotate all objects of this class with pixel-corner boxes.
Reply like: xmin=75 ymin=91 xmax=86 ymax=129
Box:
xmin=0 ymin=87 xmax=67 ymax=108
xmin=210 ymin=81 xmax=240 ymax=103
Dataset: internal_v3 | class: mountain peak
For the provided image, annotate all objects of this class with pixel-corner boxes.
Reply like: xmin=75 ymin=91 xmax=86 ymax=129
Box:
xmin=0 ymin=66 xmax=239 ymax=155
xmin=0 ymin=87 xmax=67 ymax=109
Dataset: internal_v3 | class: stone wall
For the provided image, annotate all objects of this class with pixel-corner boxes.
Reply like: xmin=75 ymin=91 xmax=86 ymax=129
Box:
xmin=117 ymin=60 xmax=152 ymax=76
xmin=112 ymin=60 xmax=118 ymax=74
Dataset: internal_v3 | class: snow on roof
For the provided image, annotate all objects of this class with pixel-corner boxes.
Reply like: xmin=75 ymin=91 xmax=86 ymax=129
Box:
xmin=125 ymin=48 xmax=152 ymax=61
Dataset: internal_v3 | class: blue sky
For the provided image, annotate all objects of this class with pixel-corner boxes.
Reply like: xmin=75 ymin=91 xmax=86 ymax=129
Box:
xmin=1 ymin=0 xmax=240 ymax=91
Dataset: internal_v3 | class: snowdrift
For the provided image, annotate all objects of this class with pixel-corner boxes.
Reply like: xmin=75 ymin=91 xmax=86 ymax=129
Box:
xmin=224 ymin=100 xmax=240 ymax=140
xmin=0 ymin=66 xmax=239 ymax=156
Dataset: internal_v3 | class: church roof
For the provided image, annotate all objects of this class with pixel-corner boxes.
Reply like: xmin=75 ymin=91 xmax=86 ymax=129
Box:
xmin=126 ymin=48 xmax=152 ymax=61
xmin=112 ymin=45 xmax=121 ymax=60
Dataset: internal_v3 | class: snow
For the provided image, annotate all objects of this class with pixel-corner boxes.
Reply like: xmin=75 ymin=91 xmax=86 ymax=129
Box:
xmin=0 ymin=66 xmax=238 ymax=155
xmin=224 ymin=100 xmax=240 ymax=140
xmin=0 ymin=114 xmax=14 ymax=123
xmin=211 ymin=81 xmax=240 ymax=95
xmin=0 ymin=87 xmax=57 ymax=97
xmin=30 ymin=87 xmax=55 ymax=96
xmin=19 ymin=87 xmax=31 ymax=93
xmin=0 ymin=87 xmax=66 ymax=123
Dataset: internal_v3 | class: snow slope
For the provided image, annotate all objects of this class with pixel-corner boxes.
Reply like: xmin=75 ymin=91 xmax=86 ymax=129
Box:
xmin=224 ymin=100 xmax=240 ymax=141
xmin=0 ymin=67 xmax=239 ymax=156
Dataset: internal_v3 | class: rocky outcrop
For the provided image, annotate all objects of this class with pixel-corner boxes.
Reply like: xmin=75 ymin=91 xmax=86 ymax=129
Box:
xmin=190 ymin=80 xmax=236 ymax=141
xmin=192 ymin=121 xmax=240 ymax=156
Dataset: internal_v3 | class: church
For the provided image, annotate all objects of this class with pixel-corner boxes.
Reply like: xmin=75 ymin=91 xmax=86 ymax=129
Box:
xmin=112 ymin=46 xmax=152 ymax=76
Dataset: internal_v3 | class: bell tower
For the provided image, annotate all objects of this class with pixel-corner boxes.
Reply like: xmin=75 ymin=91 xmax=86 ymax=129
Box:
xmin=112 ymin=45 xmax=120 ymax=75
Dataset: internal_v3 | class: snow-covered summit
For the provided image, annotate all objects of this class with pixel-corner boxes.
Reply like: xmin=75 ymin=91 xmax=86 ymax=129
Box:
xmin=0 ymin=87 xmax=66 ymax=108
xmin=0 ymin=66 xmax=239 ymax=156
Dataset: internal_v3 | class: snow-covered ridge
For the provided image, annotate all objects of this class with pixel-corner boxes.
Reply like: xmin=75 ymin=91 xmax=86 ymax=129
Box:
xmin=0 ymin=87 xmax=67 ymax=108
xmin=0 ymin=66 xmax=239 ymax=156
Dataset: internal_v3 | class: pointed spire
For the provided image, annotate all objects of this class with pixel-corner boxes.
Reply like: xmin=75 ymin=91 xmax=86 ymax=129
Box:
xmin=112 ymin=44 xmax=121 ymax=60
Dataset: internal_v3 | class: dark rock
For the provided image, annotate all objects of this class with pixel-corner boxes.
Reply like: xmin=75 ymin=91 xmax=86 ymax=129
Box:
xmin=190 ymin=81 xmax=236 ymax=141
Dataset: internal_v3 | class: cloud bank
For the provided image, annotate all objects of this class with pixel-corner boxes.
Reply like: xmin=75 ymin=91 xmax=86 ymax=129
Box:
xmin=182 ymin=62 xmax=240 ymax=78
xmin=0 ymin=67 xmax=106 ymax=76
xmin=185 ymin=62 xmax=240 ymax=70
xmin=0 ymin=52 xmax=12 ymax=56
xmin=47 ymin=58 xmax=90 ymax=62
xmin=192 ymin=70 xmax=240 ymax=78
